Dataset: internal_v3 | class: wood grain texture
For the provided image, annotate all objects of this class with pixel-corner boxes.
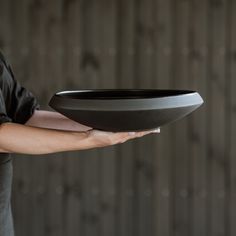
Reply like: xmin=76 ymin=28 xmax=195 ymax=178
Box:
xmin=207 ymin=0 xmax=227 ymax=235
xmin=98 ymin=1 xmax=117 ymax=236
xmin=43 ymin=1 xmax=65 ymax=235
xmin=153 ymin=0 xmax=173 ymax=235
xmin=228 ymin=0 xmax=236 ymax=235
xmin=133 ymin=0 xmax=156 ymax=236
xmin=0 ymin=0 xmax=234 ymax=235
xmin=61 ymin=1 xmax=84 ymax=235
xmin=79 ymin=1 xmax=102 ymax=236
xmin=172 ymin=1 xmax=191 ymax=235
xmin=115 ymin=1 xmax=136 ymax=236
xmin=188 ymin=0 xmax=208 ymax=236
xmin=28 ymin=1 xmax=48 ymax=235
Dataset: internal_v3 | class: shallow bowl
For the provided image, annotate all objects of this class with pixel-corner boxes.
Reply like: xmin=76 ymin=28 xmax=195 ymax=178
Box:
xmin=48 ymin=89 xmax=204 ymax=131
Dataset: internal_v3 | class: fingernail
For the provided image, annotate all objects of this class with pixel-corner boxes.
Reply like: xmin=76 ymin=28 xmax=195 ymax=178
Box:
xmin=152 ymin=128 xmax=160 ymax=133
xmin=128 ymin=132 xmax=136 ymax=135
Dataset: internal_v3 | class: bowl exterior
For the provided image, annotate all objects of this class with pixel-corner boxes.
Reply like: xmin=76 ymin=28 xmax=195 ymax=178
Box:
xmin=52 ymin=105 xmax=201 ymax=131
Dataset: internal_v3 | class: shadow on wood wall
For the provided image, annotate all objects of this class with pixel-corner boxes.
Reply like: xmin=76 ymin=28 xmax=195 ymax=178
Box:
xmin=0 ymin=0 xmax=236 ymax=235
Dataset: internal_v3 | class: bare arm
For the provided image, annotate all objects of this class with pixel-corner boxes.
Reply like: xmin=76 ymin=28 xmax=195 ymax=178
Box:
xmin=0 ymin=122 xmax=160 ymax=155
xmin=25 ymin=110 xmax=92 ymax=131
xmin=0 ymin=122 xmax=88 ymax=154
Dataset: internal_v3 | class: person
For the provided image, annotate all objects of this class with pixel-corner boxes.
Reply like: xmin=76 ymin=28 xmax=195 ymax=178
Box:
xmin=0 ymin=50 xmax=160 ymax=235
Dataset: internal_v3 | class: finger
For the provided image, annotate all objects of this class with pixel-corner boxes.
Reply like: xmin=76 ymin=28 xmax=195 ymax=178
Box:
xmin=123 ymin=129 xmax=155 ymax=140
xmin=135 ymin=129 xmax=159 ymax=137
xmin=112 ymin=131 xmax=138 ymax=144
xmin=137 ymin=130 xmax=155 ymax=136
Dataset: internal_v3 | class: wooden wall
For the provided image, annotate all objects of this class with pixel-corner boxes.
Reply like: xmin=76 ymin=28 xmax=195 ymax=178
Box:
xmin=0 ymin=0 xmax=236 ymax=235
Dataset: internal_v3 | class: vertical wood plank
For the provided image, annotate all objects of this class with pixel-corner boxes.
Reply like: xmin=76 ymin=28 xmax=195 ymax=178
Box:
xmin=188 ymin=0 xmax=208 ymax=236
xmin=229 ymin=0 xmax=236 ymax=235
xmin=80 ymin=1 xmax=101 ymax=235
xmin=224 ymin=1 xmax=232 ymax=236
xmin=115 ymin=1 xmax=136 ymax=236
xmin=98 ymin=1 xmax=118 ymax=236
xmin=134 ymin=0 xmax=156 ymax=236
xmin=207 ymin=0 xmax=227 ymax=235
xmin=27 ymin=1 xmax=49 ymax=236
xmin=172 ymin=1 xmax=191 ymax=236
xmin=42 ymin=1 xmax=65 ymax=236
xmin=61 ymin=1 xmax=84 ymax=236
xmin=153 ymin=0 xmax=173 ymax=235
xmin=0 ymin=0 xmax=11 ymax=54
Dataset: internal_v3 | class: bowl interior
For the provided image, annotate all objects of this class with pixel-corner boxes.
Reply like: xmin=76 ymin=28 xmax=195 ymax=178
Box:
xmin=56 ymin=89 xmax=195 ymax=100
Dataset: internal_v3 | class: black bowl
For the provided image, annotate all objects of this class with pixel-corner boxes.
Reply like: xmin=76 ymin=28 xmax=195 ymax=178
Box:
xmin=48 ymin=89 xmax=204 ymax=131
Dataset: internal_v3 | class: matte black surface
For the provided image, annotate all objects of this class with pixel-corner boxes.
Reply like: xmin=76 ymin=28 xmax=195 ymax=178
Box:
xmin=49 ymin=89 xmax=204 ymax=131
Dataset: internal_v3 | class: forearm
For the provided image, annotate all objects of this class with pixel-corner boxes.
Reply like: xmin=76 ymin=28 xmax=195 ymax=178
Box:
xmin=25 ymin=110 xmax=91 ymax=131
xmin=0 ymin=122 xmax=91 ymax=155
xmin=0 ymin=121 xmax=160 ymax=155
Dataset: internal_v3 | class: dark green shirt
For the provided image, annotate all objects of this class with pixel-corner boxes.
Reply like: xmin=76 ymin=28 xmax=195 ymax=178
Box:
xmin=0 ymin=51 xmax=40 ymax=236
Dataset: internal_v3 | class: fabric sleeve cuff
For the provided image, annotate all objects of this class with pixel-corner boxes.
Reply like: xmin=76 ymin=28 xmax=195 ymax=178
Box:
xmin=0 ymin=115 xmax=12 ymax=125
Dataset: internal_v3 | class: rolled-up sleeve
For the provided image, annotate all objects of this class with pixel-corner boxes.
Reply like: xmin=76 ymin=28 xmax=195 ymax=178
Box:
xmin=7 ymin=66 xmax=40 ymax=124
xmin=0 ymin=91 xmax=12 ymax=125
xmin=0 ymin=52 xmax=40 ymax=125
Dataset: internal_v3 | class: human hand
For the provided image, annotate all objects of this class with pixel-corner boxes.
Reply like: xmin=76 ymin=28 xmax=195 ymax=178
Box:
xmin=85 ymin=127 xmax=160 ymax=148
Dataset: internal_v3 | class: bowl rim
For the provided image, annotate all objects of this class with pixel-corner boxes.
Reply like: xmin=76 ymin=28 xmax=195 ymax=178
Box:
xmin=49 ymin=89 xmax=204 ymax=111
xmin=55 ymin=89 xmax=196 ymax=98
